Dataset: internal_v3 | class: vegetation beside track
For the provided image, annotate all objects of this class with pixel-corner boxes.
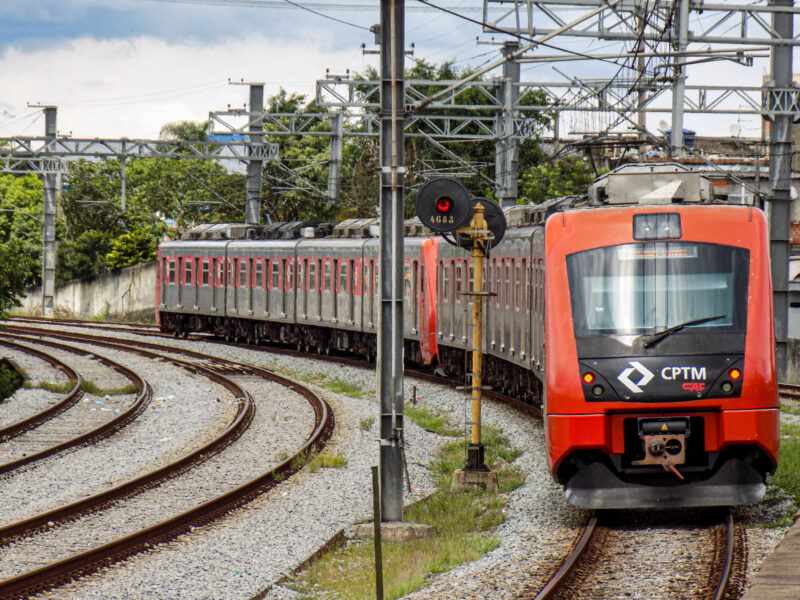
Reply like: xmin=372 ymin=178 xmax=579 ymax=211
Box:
xmin=772 ymin=421 xmax=800 ymax=506
xmin=0 ymin=358 xmax=24 ymax=401
xmin=288 ymin=423 xmax=526 ymax=600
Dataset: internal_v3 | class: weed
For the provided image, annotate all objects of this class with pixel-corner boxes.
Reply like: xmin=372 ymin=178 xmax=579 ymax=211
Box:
xmin=359 ymin=417 xmax=375 ymax=432
xmin=405 ymin=406 xmax=461 ymax=437
xmin=26 ymin=380 xmax=75 ymax=394
xmin=80 ymin=380 xmax=138 ymax=395
xmin=290 ymin=423 xmax=525 ymax=599
xmin=308 ymin=452 xmax=348 ymax=473
xmin=771 ymin=421 xmax=800 ymax=504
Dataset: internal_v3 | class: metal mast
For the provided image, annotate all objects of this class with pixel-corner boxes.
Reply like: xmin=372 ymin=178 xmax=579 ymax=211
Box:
xmin=670 ymin=0 xmax=690 ymax=155
xmin=496 ymin=41 xmax=520 ymax=208
xmin=378 ymin=0 xmax=406 ymax=522
xmin=768 ymin=0 xmax=794 ymax=379
xmin=244 ymin=82 xmax=265 ymax=224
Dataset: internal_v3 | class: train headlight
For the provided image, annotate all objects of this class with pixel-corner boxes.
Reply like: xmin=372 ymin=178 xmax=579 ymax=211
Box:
xmin=721 ymin=381 xmax=734 ymax=393
xmin=591 ymin=384 xmax=605 ymax=397
xmin=633 ymin=213 xmax=681 ymax=240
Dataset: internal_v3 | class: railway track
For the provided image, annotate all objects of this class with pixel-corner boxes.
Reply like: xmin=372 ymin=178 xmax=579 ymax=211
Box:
xmin=0 ymin=339 xmax=83 ymax=442
xmin=528 ymin=510 xmax=744 ymax=600
xmin=0 ymin=327 xmax=334 ymax=599
xmin=0 ymin=335 xmax=150 ymax=475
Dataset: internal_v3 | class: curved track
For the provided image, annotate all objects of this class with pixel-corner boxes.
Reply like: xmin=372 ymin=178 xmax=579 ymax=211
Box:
xmin=528 ymin=510 xmax=743 ymax=600
xmin=0 ymin=327 xmax=333 ymax=599
xmin=0 ymin=339 xmax=83 ymax=442
xmin=0 ymin=335 xmax=150 ymax=475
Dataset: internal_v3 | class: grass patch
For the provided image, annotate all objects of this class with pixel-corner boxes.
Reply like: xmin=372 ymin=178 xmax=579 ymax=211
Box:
xmin=272 ymin=366 xmax=368 ymax=399
xmin=405 ymin=405 xmax=461 ymax=437
xmin=289 ymin=424 xmax=525 ymax=600
xmin=80 ymin=380 xmax=139 ymax=395
xmin=359 ymin=417 xmax=375 ymax=432
xmin=308 ymin=452 xmax=348 ymax=473
xmin=780 ymin=402 xmax=800 ymax=417
xmin=0 ymin=359 xmax=24 ymax=401
xmin=771 ymin=421 xmax=800 ymax=504
xmin=24 ymin=380 xmax=75 ymax=393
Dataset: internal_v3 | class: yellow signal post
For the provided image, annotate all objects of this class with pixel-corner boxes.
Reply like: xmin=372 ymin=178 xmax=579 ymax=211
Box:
xmin=453 ymin=201 xmax=498 ymax=491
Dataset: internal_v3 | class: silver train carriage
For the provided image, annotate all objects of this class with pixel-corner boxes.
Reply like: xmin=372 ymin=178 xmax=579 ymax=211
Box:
xmin=157 ymin=208 xmax=547 ymax=403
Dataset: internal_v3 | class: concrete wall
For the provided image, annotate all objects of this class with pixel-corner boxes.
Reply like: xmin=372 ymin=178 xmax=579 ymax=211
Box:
xmin=19 ymin=262 xmax=157 ymax=320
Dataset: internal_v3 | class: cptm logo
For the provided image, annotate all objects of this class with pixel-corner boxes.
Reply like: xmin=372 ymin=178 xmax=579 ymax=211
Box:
xmin=617 ymin=361 xmax=654 ymax=394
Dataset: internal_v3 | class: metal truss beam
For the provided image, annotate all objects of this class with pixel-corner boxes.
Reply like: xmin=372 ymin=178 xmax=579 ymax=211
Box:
xmin=0 ymin=156 xmax=67 ymax=174
xmin=316 ymin=77 xmax=800 ymax=117
xmin=0 ymin=136 xmax=280 ymax=162
xmin=482 ymin=0 xmax=800 ymax=45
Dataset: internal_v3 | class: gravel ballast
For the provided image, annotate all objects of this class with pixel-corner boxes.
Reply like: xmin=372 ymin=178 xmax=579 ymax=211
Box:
xmin=0 ymin=338 xmax=236 ymax=524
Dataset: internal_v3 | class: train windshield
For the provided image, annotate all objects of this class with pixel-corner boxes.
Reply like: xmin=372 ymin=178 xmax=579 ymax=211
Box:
xmin=567 ymin=242 xmax=749 ymax=337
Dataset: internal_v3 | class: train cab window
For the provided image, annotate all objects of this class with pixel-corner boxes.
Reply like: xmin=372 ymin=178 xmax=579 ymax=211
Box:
xmin=567 ymin=242 xmax=749 ymax=342
xmin=324 ymin=261 xmax=331 ymax=291
xmin=201 ymin=260 xmax=210 ymax=286
xmin=340 ymin=262 xmax=348 ymax=293
xmin=184 ymin=259 xmax=193 ymax=286
xmin=271 ymin=260 xmax=280 ymax=289
xmin=309 ymin=261 xmax=317 ymax=291
xmin=238 ymin=260 xmax=248 ymax=287
xmin=255 ymin=260 xmax=264 ymax=288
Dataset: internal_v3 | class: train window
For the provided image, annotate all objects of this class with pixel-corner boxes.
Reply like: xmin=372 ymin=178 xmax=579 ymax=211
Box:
xmin=201 ymin=260 xmax=210 ymax=286
xmin=442 ymin=262 xmax=449 ymax=300
xmin=420 ymin=264 xmax=425 ymax=293
xmin=287 ymin=260 xmax=294 ymax=289
xmin=455 ymin=263 xmax=462 ymax=297
xmin=216 ymin=260 xmax=224 ymax=286
xmin=324 ymin=261 xmax=331 ymax=291
xmin=168 ymin=259 xmax=176 ymax=285
xmin=226 ymin=260 xmax=233 ymax=286
xmin=340 ymin=262 xmax=348 ymax=292
xmin=505 ymin=264 xmax=511 ymax=306
xmin=271 ymin=260 xmax=280 ymax=289
xmin=298 ymin=259 xmax=305 ymax=291
xmin=309 ymin=261 xmax=317 ymax=291
xmin=404 ymin=264 xmax=411 ymax=298
xmin=515 ymin=265 xmax=521 ymax=306
xmin=184 ymin=259 xmax=192 ymax=286
xmin=238 ymin=260 xmax=248 ymax=287
xmin=255 ymin=260 xmax=264 ymax=288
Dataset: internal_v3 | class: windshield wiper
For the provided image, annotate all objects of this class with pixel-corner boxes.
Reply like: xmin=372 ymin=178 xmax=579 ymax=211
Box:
xmin=642 ymin=314 xmax=727 ymax=349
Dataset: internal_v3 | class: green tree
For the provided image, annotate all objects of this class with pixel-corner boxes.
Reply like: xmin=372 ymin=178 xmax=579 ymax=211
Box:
xmin=519 ymin=156 xmax=595 ymax=204
xmin=104 ymin=226 xmax=161 ymax=271
xmin=159 ymin=120 xmax=209 ymax=141
xmin=57 ymin=229 xmax=115 ymax=283
xmin=0 ymin=173 xmax=43 ymax=288
xmin=0 ymin=239 xmax=31 ymax=316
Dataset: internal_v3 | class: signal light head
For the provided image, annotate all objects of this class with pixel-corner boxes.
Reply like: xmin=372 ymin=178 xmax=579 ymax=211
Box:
xmin=582 ymin=372 xmax=595 ymax=384
xmin=435 ymin=196 xmax=452 ymax=214
xmin=729 ymin=368 xmax=741 ymax=380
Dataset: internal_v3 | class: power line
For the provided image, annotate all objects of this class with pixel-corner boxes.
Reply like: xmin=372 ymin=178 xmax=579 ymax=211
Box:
xmin=141 ymin=0 xmax=481 ymax=13
xmin=279 ymin=0 xmax=372 ymax=30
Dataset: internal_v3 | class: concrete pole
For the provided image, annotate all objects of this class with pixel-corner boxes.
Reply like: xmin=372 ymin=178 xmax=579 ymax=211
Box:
xmin=41 ymin=107 xmax=57 ymax=318
xmin=497 ymin=42 xmax=520 ymax=209
xmin=670 ymin=0 xmax=689 ymax=156
xmin=327 ymin=112 xmax=343 ymax=202
xmin=245 ymin=83 xmax=265 ymax=224
xmin=768 ymin=0 xmax=794 ymax=380
xmin=378 ymin=0 xmax=406 ymax=522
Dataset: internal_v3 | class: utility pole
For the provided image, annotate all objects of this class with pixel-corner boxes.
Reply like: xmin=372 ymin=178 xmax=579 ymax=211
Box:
xmin=327 ymin=112 xmax=343 ymax=202
xmin=496 ymin=41 xmax=520 ymax=208
xmin=120 ymin=154 xmax=127 ymax=213
xmin=378 ymin=0 xmax=406 ymax=522
xmin=670 ymin=0 xmax=690 ymax=156
xmin=768 ymin=0 xmax=794 ymax=380
xmin=230 ymin=81 xmax=266 ymax=224
xmin=31 ymin=105 xmax=58 ymax=318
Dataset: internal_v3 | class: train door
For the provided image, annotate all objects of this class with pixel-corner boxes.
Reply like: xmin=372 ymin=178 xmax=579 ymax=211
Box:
xmin=353 ymin=257 xmax=362 ymax=330
xmin=269 ymin=258 xmax=282 ymax=317
xmin=297 ymin=257 xmax=307 ymax=320
xmin=306 ymin=257 xmax=319 ymax=322
xmin=336 ymin=258 xmax=349 ymax=325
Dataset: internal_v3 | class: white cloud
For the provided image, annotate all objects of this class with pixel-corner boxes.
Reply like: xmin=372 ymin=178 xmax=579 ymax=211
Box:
xmin=0 ymin=34 xmax=371 ymax=138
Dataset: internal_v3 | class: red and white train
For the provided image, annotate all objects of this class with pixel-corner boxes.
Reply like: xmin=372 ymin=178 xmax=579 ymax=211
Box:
xmin=158 ymin=164 xmax=778 ymax=509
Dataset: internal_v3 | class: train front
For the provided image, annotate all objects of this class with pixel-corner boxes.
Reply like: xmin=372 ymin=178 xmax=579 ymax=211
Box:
xmin=544 ymin=204 xmax=778 ymax=509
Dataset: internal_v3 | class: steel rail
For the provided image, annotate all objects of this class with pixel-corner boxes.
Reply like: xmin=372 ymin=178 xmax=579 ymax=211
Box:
xmin=711 ymin=510 xmax=736 ymax=600
xmin=0 ymin=334 xmax=151 ymax=475
xmin=0 ymin=327 xmax=333 ymax=599
xmin=532 ymin=516 xmax=599 ymax=599
xmin=0 ymin=338 xmax=83 ymax=442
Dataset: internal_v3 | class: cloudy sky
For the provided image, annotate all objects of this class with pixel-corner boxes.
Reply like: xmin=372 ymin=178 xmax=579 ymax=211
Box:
xmin=0 ymin=0 xmax=791 ymax=140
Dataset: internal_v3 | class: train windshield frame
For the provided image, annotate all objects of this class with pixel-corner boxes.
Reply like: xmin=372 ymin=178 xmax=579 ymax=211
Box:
xmin=566 ymin=242 xmax=749 ymax=352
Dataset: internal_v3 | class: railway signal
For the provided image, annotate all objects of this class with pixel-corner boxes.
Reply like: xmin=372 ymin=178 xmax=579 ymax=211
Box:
xmin=416 ymin=178 xmax=506 ymax=488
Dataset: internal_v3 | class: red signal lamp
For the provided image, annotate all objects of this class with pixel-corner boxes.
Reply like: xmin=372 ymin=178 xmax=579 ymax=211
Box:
xmin=436 ymin=196 xmax=453 ymax=214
